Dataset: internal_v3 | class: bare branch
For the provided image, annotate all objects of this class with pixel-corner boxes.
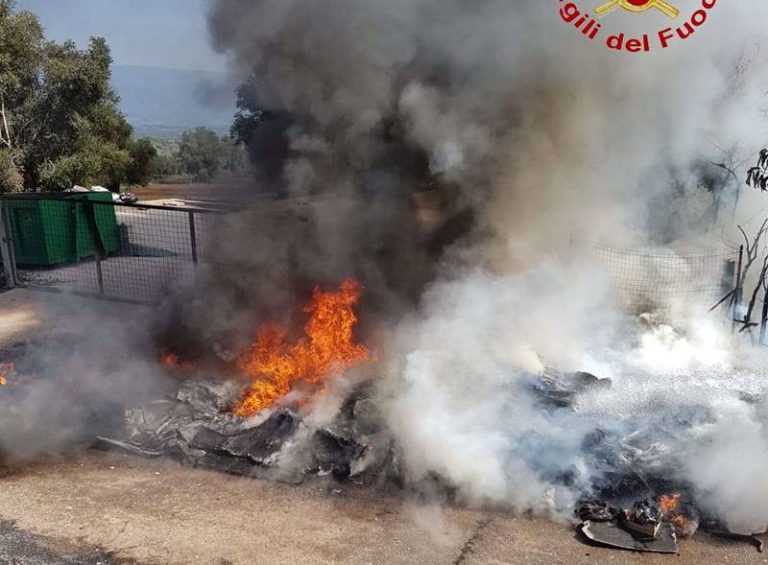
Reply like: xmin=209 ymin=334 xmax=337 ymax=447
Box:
xmin=746 ymin=254 xmax=768 ymax=323
xmin=0 ymin=94 xmax=11 ymax=149
xmin=711 ymin=160 xmax=742 ymax=217
xmin=738 ymin=219 xmax=768 ymax=287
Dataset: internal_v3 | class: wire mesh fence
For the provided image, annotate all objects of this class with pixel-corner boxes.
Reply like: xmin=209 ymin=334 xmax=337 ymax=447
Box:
xmin=587 ymin=242 xmax=739 ymax=311
xmin=0 ymin=194 xmax=220 ymax=303
xmin=0 ymin=194 xmax=743 ymax=312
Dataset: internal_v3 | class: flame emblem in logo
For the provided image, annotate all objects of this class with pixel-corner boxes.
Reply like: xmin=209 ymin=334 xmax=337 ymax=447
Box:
xmin=594 ymin=0 xmax=680 ymax=19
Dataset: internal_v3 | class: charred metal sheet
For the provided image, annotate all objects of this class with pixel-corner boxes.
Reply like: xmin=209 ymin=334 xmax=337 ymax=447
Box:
xmin=580 ymin=520 xmax=678 ymax=554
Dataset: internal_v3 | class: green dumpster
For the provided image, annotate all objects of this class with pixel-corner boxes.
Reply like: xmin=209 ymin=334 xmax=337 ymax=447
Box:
xmin=6 ymin=193 xmax=120 ymax=266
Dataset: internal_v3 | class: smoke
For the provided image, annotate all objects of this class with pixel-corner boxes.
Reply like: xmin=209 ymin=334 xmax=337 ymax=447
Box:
xmin=0 ymin=300 xmax=172 ymax=461
xmin=201 ymin=0 xmax=768 ymax=531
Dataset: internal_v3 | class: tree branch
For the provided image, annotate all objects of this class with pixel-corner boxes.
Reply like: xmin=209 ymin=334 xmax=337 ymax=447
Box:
xmin=0 ymin=94 xmax=12 ymax=149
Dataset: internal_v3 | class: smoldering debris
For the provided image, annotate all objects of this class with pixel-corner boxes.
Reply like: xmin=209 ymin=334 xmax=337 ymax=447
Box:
xmin=91 ymin=363 xmax=768 ymax=554
xmin=578 ymin=496 xmax=768 ymax=554
xmin=0 ymin=330 xmax=172 ymax=463
xmin=580 ymin=520 xmax=679 ymax=555
xmin=96 ymin=381 xmax=396 ymax=485
xmin=528 ymin=370 xmax=611 ymax=409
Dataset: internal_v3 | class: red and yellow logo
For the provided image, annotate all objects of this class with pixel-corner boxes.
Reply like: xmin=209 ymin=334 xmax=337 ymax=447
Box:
xmin=595 ymin=0 xmax=679 ymax=19
xmin=556 ymin=0 xmax=717 ymax=52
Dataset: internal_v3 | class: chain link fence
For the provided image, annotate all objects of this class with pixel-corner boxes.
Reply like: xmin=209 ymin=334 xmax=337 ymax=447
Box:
xmin=587 ymin=242 xmax=739 ymax=311
xmin=0 ymin=194 xmax=221 ymax=303
xmin=0 ymin=194 xmax=742 ymax=312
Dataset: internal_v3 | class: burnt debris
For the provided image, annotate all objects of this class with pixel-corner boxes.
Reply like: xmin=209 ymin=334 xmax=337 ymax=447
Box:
xmin=90 ymin=369 xmax=768 ymax=555
xmin=96 ymin=381 xmax=395 ymax=485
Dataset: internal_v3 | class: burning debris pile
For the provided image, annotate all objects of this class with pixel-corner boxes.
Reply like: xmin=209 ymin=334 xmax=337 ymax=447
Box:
xmin=98 ymin=280 xmax=394 ymax=484
xmin=579 ymin=494 xmax=765 ymax=554
xmin=97 ymin=333 xmax=768 ymax=554
xmin=529 ymin=364 xmax=768 ymax=554
xmin=96 ymin=379 xmax=394 ymax=484
xmin=4 ymin=273 xmax=768 ymax=556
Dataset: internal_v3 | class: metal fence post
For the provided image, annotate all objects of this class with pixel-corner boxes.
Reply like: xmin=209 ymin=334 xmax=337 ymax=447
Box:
xmin=83 ymin=200 xmax=105 ymax=296
xmin=733 ymin=245 xmax=744 ymax=332
xmin=0 ymin=200 xmax=16 ymax=288
xmin=760 ymin=284 xmax=768 ymax=346
xmin=188 ymin=211 xmax=198 ymax=264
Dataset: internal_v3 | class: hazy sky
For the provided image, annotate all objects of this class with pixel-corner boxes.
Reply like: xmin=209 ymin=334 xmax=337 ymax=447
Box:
xmin=16 ymin=0 xmax=227 ymax=72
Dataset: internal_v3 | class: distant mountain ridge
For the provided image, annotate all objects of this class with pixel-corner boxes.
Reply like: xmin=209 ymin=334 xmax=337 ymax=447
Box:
xmin=111 ymin=64 xmax=237 ymax=139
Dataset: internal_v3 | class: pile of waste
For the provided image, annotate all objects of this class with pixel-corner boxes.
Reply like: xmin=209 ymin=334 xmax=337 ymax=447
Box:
xmin=94 ymin=368 xmax=768 ymax=555
xmin=529 ymin=369 xmax=767 ymax=554
xmin=578 ymin=497 xmax=765 ymax=554
xmin=96 ymin=381 xmax=396 ymax=485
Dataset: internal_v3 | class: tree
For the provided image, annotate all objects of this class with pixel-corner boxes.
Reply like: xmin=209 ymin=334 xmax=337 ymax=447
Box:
xmin=125 ymin=138 xmax=157 ymax=186
xmin=0 ymin=1 xmax=149 ymax=191
xmin=747 ymin=149 xmax=768 ymax=191
xmin=0 ymin=148 xmax=22 ymax=192
xmin=231 ymin=75 xmax=293 ymax=186
xmin=178 ymin=127 xmax=225 ymax=180
xmin=149 ymin=152 xmax=179 ymax=179
xmin=0 ymin=0 xmax=43 ymax=190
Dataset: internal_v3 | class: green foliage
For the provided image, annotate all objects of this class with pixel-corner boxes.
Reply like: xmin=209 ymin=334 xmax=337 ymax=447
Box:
xmin=0 ymin=1 xmax=150 ymax=191
xmin=126 ymin=138 xmax=157 ymax=186
xmin=177 ymin=127 xmax=245 ymax=181
xmin=149 ymin=152 xmax=180 ymax=179
xmin=178 ymin=127 xmax=224 ymax=180
xmin=0 ymin=148 xmax=22 ymax=192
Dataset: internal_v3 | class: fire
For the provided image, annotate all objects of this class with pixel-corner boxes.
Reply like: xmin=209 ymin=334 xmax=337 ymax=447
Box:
xmin=234 ymin=279 xmax=371 ymax=418
xmin=660 ymin=493 xmax=692 ymax=534
xmin=158 ymin=348 xmax=192 ymax=372
xmin=0 ymin=363 xmax=17 ymax=386
xmin=660 ymin=493 xmax=681 ymax=514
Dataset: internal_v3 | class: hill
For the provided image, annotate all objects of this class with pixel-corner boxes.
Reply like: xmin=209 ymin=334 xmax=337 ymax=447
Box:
xmin=111 ymin=65 xmax=236 ymax=139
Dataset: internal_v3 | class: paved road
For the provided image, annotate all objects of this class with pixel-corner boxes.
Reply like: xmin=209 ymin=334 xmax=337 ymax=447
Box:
xmin=0 ymin=451 xmax=766 ymax=565
xmin=0 ymin=519 xmax=120 ymax=565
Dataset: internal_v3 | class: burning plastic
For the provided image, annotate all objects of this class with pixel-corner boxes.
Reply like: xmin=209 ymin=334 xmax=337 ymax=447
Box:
xmin=234 ymin=279 xmax=372 ymax=418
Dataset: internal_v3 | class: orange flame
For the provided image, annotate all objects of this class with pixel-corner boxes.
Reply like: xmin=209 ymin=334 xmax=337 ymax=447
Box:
xmin=234 ymin=279 xmax=371 ymax=418
xmin=660 ymin=493 xmax=692 ymax=533
xmin=158 ymin=348 xmax=193 ymax=372
xmin=660 ymin=493 xmax=681 ymax=514
xmin=0 ymin=363 xmax=17 ymax=386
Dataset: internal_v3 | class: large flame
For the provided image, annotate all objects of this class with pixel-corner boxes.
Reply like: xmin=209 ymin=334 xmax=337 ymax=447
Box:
xmin=234 ymin=279 xmax=371 ymax=418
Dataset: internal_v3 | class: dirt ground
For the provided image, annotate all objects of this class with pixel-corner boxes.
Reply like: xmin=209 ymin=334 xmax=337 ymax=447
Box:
xmin=132 ymin=180 xmax=257 ymax=205
xmin=0 ymin=288 xmax=766 ymax=565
